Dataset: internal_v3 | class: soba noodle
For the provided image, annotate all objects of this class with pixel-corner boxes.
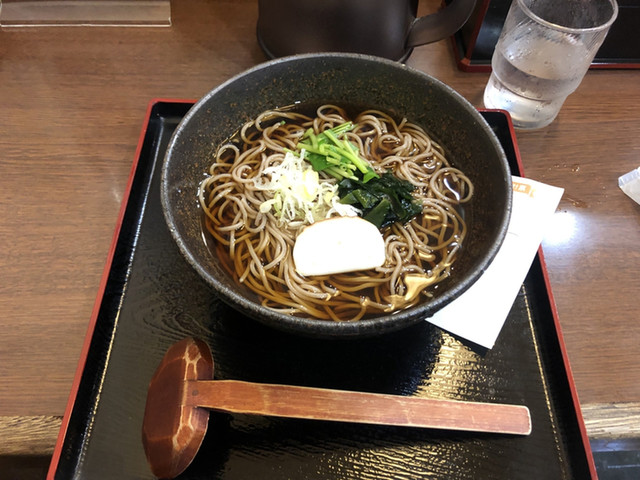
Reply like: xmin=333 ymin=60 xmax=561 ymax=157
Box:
xmin=198 ymin=105 xmax=473 ymax=321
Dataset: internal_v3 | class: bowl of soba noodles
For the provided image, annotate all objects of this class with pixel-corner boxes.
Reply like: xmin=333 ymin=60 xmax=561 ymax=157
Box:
xmin=161 ymin=53 xmax=512 ymax=337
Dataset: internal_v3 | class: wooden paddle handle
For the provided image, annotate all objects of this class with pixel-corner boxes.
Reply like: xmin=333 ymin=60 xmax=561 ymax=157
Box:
xmin=186 ymin=380 xmax=531 ymax=435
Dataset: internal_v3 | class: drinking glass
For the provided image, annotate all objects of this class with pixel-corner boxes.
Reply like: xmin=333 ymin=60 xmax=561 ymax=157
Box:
xmin=483 ymin=0 xmax=618 ymax=129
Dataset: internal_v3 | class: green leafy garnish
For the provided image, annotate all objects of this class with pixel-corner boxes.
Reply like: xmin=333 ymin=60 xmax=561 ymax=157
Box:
xmin=294 ymin=121 xmax=420 ymax=229
xmin=338 ymin=172 xmax=423 ymax=229
xmin=296 ymin=122 xmax=379 ymax=183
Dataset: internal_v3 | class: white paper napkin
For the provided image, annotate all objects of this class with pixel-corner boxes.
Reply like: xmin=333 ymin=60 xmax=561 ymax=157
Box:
xmin=426 ymin=176 xmax=564 ymax=349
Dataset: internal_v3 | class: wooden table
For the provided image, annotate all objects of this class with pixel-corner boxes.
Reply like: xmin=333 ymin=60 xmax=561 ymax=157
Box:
xmin=1 ymin=0 xmax=638 ymax=474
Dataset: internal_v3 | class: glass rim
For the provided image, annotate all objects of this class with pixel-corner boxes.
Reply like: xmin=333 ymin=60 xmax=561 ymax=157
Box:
xmin=517 ymin=0 xmax=619 ymax=34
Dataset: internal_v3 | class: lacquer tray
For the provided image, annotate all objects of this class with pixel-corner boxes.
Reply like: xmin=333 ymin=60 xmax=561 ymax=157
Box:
xmin=48 ymin=101 xmax=597 ymax=479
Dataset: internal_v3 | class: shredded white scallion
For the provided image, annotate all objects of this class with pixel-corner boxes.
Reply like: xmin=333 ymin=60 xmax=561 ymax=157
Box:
xmin=254 ymin=150 xmax=360 ymax=226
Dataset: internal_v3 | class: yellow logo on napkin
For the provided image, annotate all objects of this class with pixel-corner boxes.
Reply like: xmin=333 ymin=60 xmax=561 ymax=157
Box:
xmin=513 ymin=181 xmax=536 ymax=198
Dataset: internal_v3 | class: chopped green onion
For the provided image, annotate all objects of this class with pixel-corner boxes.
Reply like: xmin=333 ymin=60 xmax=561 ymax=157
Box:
xmin=296 ymin=122 xmax=379 ymax=184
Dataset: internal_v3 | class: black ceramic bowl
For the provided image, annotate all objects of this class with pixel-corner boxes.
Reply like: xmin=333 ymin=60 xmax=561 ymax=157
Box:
xmin=161 ymin=53 xmax=512 ymax=338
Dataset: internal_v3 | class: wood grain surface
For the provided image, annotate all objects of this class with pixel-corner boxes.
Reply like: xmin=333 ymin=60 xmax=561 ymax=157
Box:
xmin=1 ymin=0 xmax=638 ymax=459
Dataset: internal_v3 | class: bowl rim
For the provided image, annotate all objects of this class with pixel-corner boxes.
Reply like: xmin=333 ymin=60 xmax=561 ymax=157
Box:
xmin=161 ymin=52 xmax=512 ymax=337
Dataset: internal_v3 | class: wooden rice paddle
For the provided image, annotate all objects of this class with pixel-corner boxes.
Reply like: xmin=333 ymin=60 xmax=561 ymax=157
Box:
xmin=142 ymin=338 xmax=532 ymax=479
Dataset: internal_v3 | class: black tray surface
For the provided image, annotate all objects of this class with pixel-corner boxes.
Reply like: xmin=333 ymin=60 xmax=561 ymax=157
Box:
xmin=51 ymin=102 xmax=593 ymax=479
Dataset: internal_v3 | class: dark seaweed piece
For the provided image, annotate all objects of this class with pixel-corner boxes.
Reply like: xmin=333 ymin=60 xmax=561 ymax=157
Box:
xmin=338 ymin=172 xmax=423 ymax=228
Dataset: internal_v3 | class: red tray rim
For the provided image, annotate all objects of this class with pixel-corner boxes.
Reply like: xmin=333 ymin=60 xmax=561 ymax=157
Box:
xmin=46 ymin=100 xmax=597 ymax=479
